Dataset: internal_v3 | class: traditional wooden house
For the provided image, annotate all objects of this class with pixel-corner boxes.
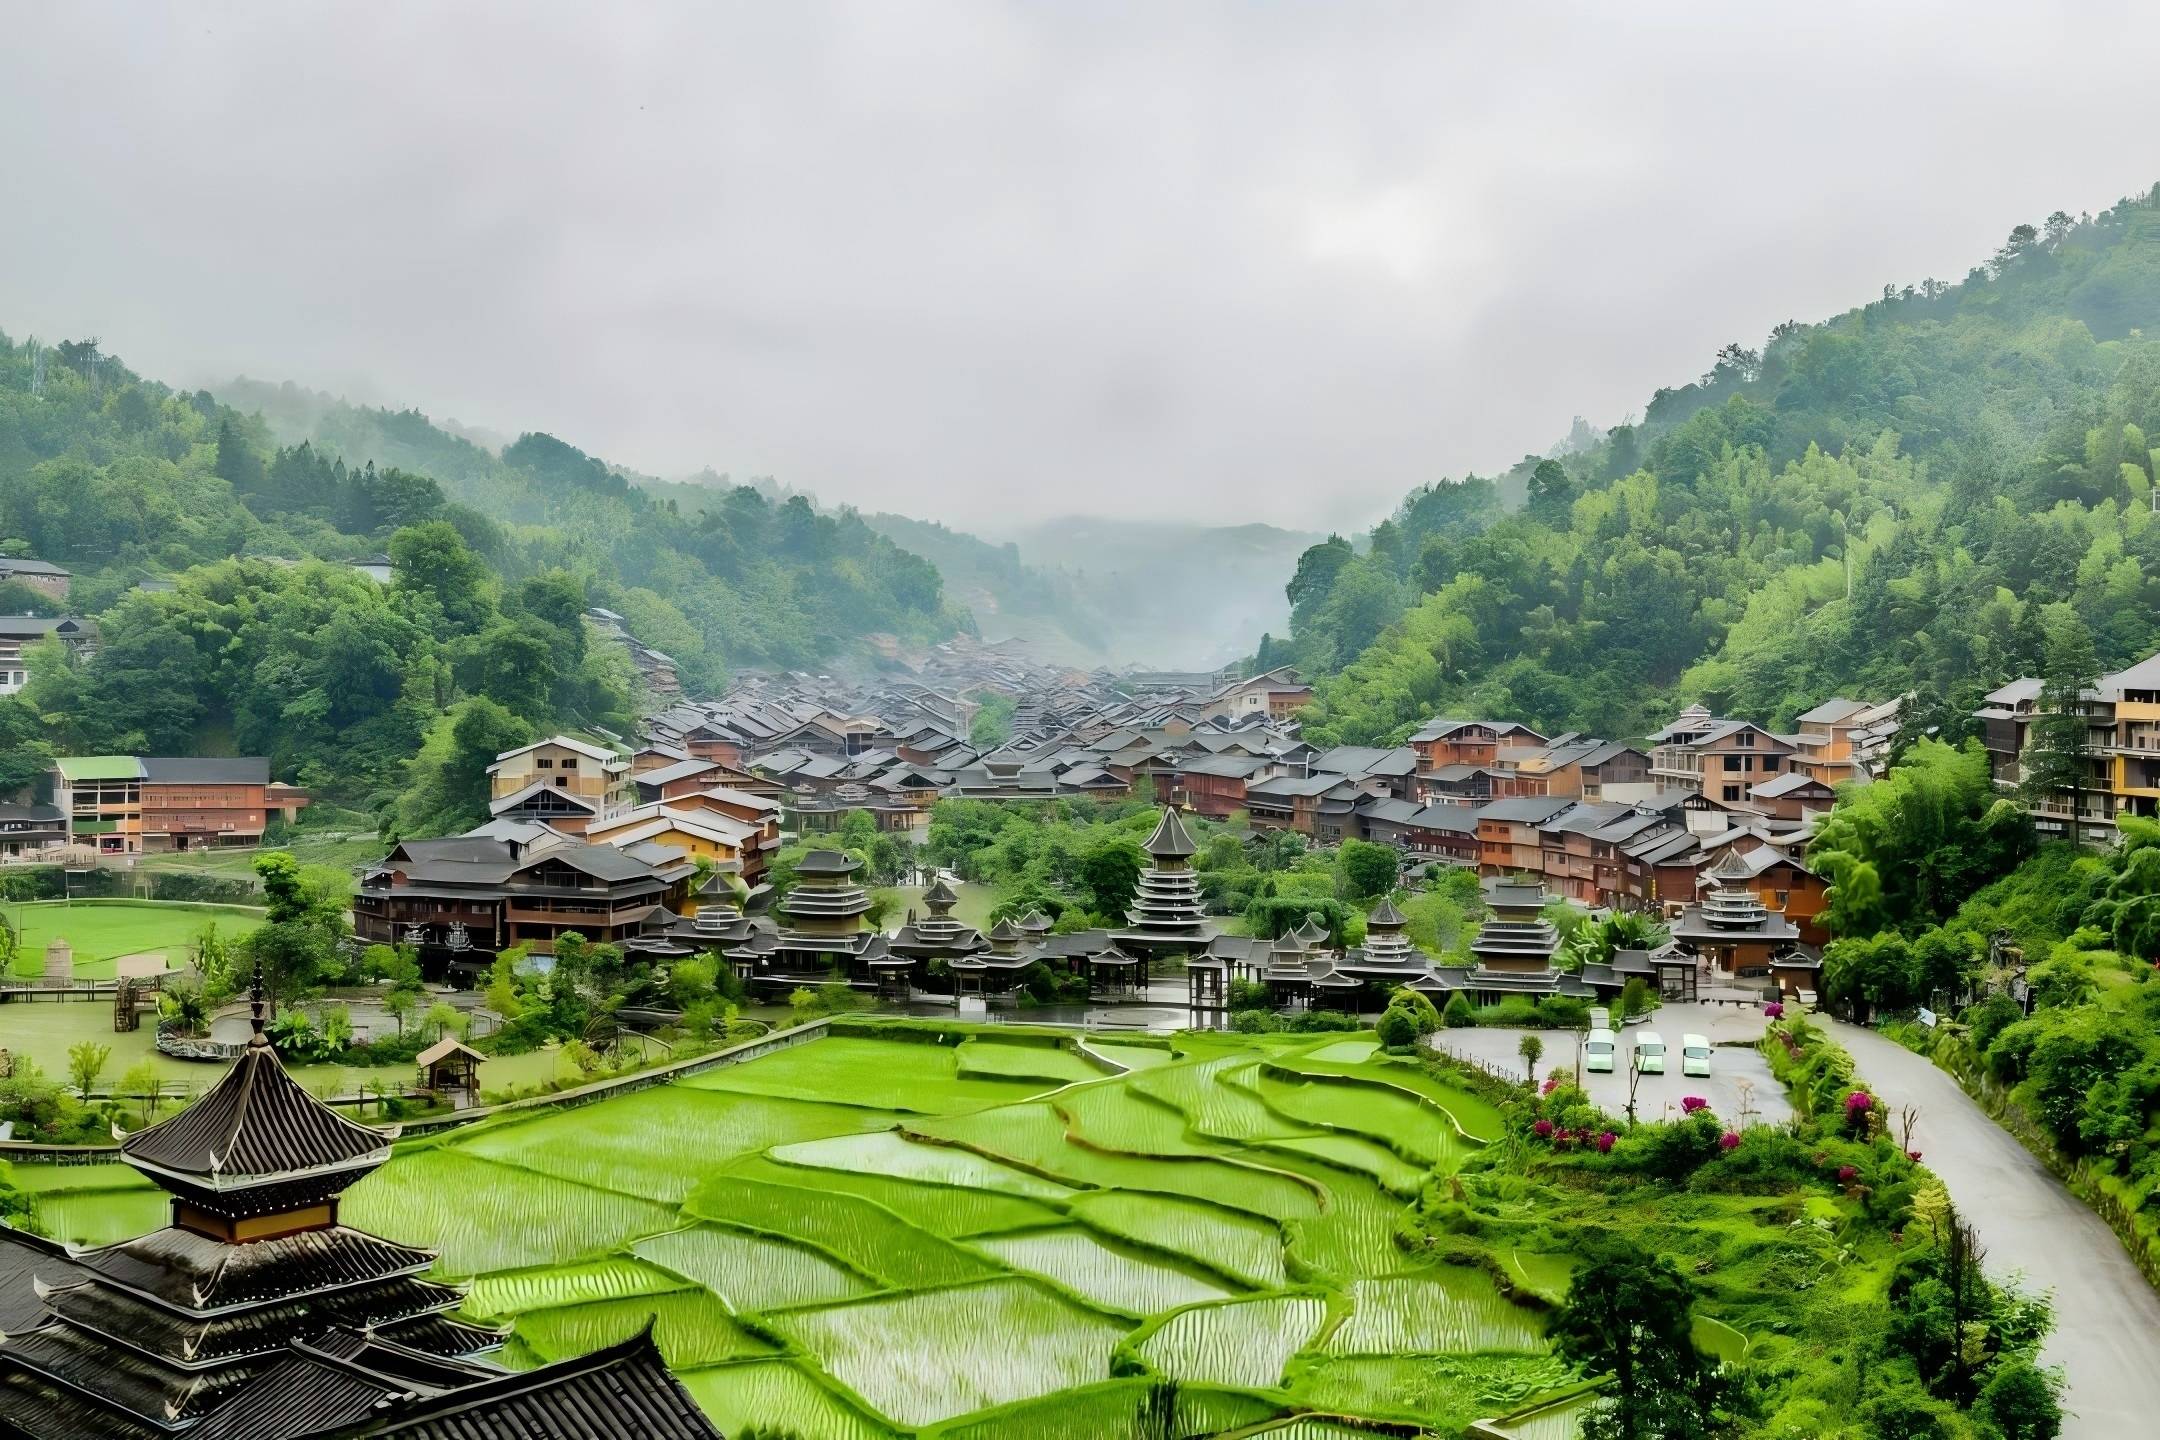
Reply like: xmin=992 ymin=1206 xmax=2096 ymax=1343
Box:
xmin=1529 ymin=801 xmax=1624 ymax=904
xmin=1353 ymin=797 xmax=1479 ymax=867
xmin=486 ymin=736 xmax=629 ymax=826
xmin=1509 ymin=740 xmax=1652 ymax=799
xmin=1474 ymin=796 xmax=1576 ymax=875
xmin=1648 ymin=707 xmax=1796 ymax=802
xmin=1410 ymin=718 xmax=1546 ymax=772
xmin=50 ymin=755 xmax=283 ymax=854
xmin=353 ymin=833 xmax=691 ymax=982
xmin=1746 ymin=770 xmax=1837 ymax=823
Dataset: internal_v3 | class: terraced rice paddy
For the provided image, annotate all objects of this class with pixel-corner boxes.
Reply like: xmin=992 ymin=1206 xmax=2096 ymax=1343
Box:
xmin=972 ymin=1227 xmax=1236 ymax=1316
xmin=312 ymin=1023 xmax=1578 ymax=1436
xmin=952 ymin=1036 xmax=1107 ymax=1084
xmin=1137 ymin=1294 xmax=1327 ymax=1387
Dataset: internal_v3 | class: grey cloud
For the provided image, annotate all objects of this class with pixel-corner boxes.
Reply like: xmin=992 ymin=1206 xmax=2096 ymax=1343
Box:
xmin=1 ymin=1 xmax=2153 ymax=532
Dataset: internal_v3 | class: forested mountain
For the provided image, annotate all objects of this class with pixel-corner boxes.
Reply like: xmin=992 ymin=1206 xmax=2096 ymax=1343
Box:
xmin=219 ymin=378 xmax=964 ymax=685
xmin=1272 ymin=183 xmax=2160 ymax=746
xmin=0 ymin=342 xmax=955 ymax=835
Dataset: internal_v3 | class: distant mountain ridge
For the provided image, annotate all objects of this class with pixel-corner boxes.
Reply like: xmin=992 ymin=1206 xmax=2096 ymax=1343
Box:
xmin=862 ymin=512 xmax=1320 ymax=669
xmin=214 ymin=377 xmax=1312 ymax=671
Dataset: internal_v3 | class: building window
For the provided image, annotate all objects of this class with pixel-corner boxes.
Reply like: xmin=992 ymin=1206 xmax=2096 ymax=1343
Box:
xmin=1723 ymin=756 xmax=1742 ymax=772
xmin=537 ymin=758 xmax=553 ymax=769
xmin=1722 ymin=786 xmax=1741 ymax=802
xmin=1762 ymin=756 xmax=1780 ymax=772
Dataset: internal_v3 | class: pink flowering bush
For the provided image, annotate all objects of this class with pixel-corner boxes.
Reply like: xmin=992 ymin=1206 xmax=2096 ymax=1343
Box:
xmin=1533 ymin=1118 xmax=1555 ymax=1139
xmin=1541 ymin=1074 xmax=1561 ymax=1095
xmin=1844 ymin=1089 xmax=1875 ymax=1135
xmin=1719 ymin=1131 xmax=1741 ymax=1151
xmin=1596 ymin=1130 xmax=1616 ymax=1154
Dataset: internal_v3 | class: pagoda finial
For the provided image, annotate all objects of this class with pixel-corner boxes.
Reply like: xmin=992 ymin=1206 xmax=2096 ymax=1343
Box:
xmin=248 ymin=952 xmax=269 ymax=1049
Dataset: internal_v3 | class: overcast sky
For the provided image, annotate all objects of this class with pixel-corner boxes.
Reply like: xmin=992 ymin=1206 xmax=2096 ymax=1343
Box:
xmin=2 ymin=3 xmax=2154 ymax=532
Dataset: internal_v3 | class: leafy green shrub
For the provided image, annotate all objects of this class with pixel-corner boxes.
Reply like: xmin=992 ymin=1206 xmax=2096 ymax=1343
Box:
xmin=1389 ymin=987 xmax=1442 ymax=1035
xmin=1535 ymin=995 xmax=1588 ymax=1028
xmin=1442 ymin=992 xmax=1475 ymax=1028
xmin=1963 ymin=991 xmax=2022 ymax=1053
xmin=1605 ymin=1110 xmax=1724 ymax=1181
xmin=1478 ymin=997 xmax=1542 ymax=1028
xmin=1376 ymin=1006 xmax=1418 ymax=1051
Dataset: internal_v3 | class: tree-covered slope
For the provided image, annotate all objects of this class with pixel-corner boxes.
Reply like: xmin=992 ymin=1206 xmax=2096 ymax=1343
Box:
xmin=0 ymin=337 xmax=649 ymax=829
xmin=1275 ymin=183 xmax=2160 ymax=744
xmin=218 ymin=378 xmax=966 ymax=684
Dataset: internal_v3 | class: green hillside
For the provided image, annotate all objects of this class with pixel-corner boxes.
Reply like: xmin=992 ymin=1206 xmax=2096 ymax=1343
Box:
xmin=1273 ymin=183 xmax=2160 ymax=745
xmin=218 ymin=378 xmax=965 ymax=684
xmin=0 ymin=344 xmax=959 ymax=831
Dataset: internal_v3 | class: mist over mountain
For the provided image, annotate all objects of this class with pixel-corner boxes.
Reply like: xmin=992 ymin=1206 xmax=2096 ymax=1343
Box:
xmin=1270 ymin=182 xmax=2160 ymax=746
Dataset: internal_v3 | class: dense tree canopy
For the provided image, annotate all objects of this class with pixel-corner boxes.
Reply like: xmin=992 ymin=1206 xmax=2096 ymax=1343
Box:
xmin=1272 ymin=185 xmax=2160 ymax=745
xmin=0 ymin=332 xmax=966 ymax=833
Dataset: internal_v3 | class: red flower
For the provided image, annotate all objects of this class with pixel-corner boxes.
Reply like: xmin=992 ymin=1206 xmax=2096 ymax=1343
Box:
xmin=1681 ymin=1096 xmax=1709 ymax=1114
xmin=1596 ymin=1131 xmax=1616 ymax=1154
xmin=1719 ymin=1131 xmax=1741 ymax=1151
xmin=1533 ymin=1119 xmax=1554 ymax=1139
xmin=1907 ymin=1150 xmax=1922 ymax=1162
xmin=1836 ymin=1164 xmax=1859 ymax=1184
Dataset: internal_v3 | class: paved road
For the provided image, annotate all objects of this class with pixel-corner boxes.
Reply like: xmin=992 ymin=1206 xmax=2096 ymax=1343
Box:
xmin=1430 ymin=1003 xmax=1793 ymax=1128
xmin=1833 ymin=1021 xmax=2160 ymax=1439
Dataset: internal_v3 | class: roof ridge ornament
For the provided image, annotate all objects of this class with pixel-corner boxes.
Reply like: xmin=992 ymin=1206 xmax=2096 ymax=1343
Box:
xmin=248 ymin=950 xmax=269 ymax=1049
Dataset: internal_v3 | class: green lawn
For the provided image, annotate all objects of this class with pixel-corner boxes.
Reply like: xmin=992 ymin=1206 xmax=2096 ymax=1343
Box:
xmin=134 ymin=834 xmax=383 ymax=881
xmin=4 ymin=900 xmax=265 ymax=980
xmin=0 ymin=999 xmax=561 ymax=1105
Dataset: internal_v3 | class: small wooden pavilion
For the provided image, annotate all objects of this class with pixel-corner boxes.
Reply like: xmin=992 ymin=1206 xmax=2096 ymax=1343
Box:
xmin=416 ymin=1036 xmax=487 ymax=1102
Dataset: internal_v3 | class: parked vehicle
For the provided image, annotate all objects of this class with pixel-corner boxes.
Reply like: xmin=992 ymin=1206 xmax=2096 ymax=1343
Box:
xmin=1587 ymin=1006 xmax=1611 ymax=1032
xmin=1681 ymin=1034 xmax=1713 ymax=1078
xmin=1585 ymin=1028 xmax=1616 ymax=1073
xmin=1633 ymin=1031 xmax=1666 ymax=1075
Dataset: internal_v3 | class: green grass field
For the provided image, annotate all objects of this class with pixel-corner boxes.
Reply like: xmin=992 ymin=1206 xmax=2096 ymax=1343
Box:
xmin=130 ymin=833 xmax=382 ymax=881
xmin=14 ymin=1025 xmax=1564 ymax=1437
xmin=3 ymin=899 xmax=264 ymax=979
xmin=0 ymin=999 xmax=561 ymax=1111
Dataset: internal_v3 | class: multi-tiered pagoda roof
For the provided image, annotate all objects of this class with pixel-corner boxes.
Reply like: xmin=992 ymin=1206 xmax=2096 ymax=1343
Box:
xmin=1114 ymin=807 xmax=1212 ymax=957
xmin=0 ymin=971 xmax=718 ymax=1439
xmin=890 ymin=874 xmax=988 ymax=963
